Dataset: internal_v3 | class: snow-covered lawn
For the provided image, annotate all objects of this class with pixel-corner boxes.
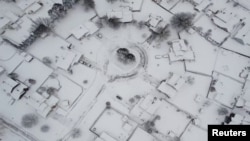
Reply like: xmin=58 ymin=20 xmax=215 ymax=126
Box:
xmin=208 ymin=72 xmax=243 ymax=108
xmin=13 ymin=58 xmax=53 ymax=92
xmin=146 ymin=45 xmax=185 ymax=81
xmin=168 ymin=72 xmax=212 ymax=116
xmin=154 ymin=101 xmax=191 ymax=136
xmin=90 ymin=109 xmax=137 ymax=141
xmin=181 ymin=32 xmax=219 ymax=76
xmin=196 ymin=101 xmax=228 ymax=129
xmin=41 ymin=73 xmax=83 ymax=110
xmin=214 ymin=49 xmax=250 ymax=83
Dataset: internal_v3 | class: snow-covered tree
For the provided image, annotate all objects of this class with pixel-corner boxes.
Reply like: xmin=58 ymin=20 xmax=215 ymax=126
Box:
xmin=106 ymin=0 xmax=118 ymax=3
xmin=21 ymin=113 xmax=39 ymax=128
xmin=63 ymin=0 xmax=74 ymax=9
xmin=83 ymin=0 xmax=95 ymax=10
xmin=48 ymin=3 xmax=67 ymax=20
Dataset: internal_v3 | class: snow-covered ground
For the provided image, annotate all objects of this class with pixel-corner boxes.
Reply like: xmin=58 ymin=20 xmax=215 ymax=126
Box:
xmin=0 ymin=0 xmax=250 ymax=141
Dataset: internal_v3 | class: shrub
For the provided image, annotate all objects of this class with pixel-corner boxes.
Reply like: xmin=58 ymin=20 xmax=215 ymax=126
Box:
xmin=8 ymin=73 xmax=18 ymax=80
xmin=46 ymin=87 xmax=57 ymax=95
xmin=217 ymin=107 xmax=229 ymax=115
xmin=42 ymin=57 xmax=52 ymax=65
xmin=209 ymin=86 xmax=216 ymax=92
xmin=71 ymin=128 xmax=81 ymax=138
xmin=136 ymin=21 xmax=146 ymax=29
xmin=21 ymin=113 xmax=39 ymax=128
xmin=40 ymin=125 xmax=50 ymax=132
xmin=28 ymin=78 xmax=36 ymax=85
xmin=106 ymin=17 xmax=121 ymax=29
xmin=186 ymin=76 xmax=195 ymax=85
xmin=106 ymin=101 xmax=111 ymax=109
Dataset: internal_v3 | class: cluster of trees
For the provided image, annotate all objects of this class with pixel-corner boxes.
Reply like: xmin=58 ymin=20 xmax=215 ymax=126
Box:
xmin=48 ymin=3 xmax=67 ymax=20
xmin=116 ymin=48 xmax=136 ymax=64
xmin=48 ymin=0 xmax=79 ymax=20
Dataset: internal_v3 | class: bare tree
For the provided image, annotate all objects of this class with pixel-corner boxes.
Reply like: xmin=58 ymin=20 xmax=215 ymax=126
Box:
xmin=170 ymin=12 xmax=194 ymax=31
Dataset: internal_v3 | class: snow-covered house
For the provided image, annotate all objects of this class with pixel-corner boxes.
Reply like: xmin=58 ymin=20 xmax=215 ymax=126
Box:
xmin=211 ymin=9 xmax=244 ymax=33
xmin=0 ymin=77 xmax=29 ymax=100
xmin=146 ymin=15 xmax=168 ymax=34
xmin=26 ymin=92 xmax=59 ymax=118
xmin=194 ymin=0 xmax=212 ymax=12
xmin=55 ymin=49 xmax=82 ymax=72
xmin=25 ymin=2 xmax=43 ymax=14
xmin=130 ymin=95 xmax=162 ymax=123
xmin=233 ymin=0 xmax=250 ymax=11
xmin=168 ymin=39 xmax=195 ymax=63
xmin=2 ymin=15 xmax=34 ymax=47
xmin=157 ymin=73 xmax=186 ymax=98
xmin=129 ymin=0 xmax=144 ymax=12
xmin=152 ymin=0 xmax=180 ymax=10
xmin=71 ymin=21 xmax=99 ymax=40
xmin=107 ymin=8 xmax=133 ymax=23
xmin=0 ymin=17 xmax=11 ymax=34
xmin=71 ymin=25 xmax=89 ymax=40
xmin=16 ymin=0 xmax=38 ymax=11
